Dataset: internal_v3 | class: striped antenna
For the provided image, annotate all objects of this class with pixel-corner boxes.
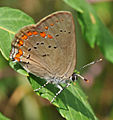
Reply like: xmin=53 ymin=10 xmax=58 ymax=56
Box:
xmin=80 ymin=58 xmax=102 ymax=70
xmin=75 ymin=58 xmax=102 ymax=83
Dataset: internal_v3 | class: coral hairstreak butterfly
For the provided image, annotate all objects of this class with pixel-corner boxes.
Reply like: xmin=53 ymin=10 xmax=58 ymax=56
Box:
xmin=10 ymin=11 xmax=90 ymax=103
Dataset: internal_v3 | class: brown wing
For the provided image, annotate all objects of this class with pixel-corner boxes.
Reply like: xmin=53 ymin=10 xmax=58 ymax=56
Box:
xmin=10 ymin=11 xmax=76 ymax=79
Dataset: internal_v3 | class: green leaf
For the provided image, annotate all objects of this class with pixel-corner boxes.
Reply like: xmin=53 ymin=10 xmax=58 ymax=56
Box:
xmin=28 ymin=74 xmax=98 ymax=120
xmin=0 ymin=7 xmax=34 ymax=75
xmin=64 ymin=0 xmax=113 ymax=63
xmin=0 ymin=112 xmax=10 ymax=120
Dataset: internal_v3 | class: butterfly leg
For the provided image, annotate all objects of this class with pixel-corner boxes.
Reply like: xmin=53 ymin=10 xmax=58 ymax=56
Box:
xmin=50 ymin=83 xmax=71 ymax=103
xmin=34 ymin=81 xmax=50 ymax=92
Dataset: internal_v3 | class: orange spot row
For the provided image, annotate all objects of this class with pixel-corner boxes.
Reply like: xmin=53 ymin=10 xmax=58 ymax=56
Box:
xmin=21 ymin=31 xmax=53 ymax=41
xmin=15 ymin=30 xmax=39 ymax=61
xmin=15 ymin=49 xmax=23 ymax=62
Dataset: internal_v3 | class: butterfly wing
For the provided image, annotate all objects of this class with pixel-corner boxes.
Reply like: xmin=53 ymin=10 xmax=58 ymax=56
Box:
xmin=10 ymin=11 xmax=76 ymax=79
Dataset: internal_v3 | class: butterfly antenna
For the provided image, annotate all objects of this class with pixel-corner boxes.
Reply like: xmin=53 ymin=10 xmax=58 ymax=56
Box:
xmin=79 ymin=58 xmax=102 ymax=70
xmin=75 ymin=58 xmax=102 ymax=83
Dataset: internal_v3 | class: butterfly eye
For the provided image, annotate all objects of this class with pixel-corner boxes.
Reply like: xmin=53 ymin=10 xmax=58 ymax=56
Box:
xmin=70 ymin=73 xmax=77 ymax=82
xmin=72 ymin=76 xmax=75 ymax=81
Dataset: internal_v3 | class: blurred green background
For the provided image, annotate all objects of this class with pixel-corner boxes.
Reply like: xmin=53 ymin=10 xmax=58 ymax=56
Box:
xmin=0 ymin=0 xmax=113 ymax=120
